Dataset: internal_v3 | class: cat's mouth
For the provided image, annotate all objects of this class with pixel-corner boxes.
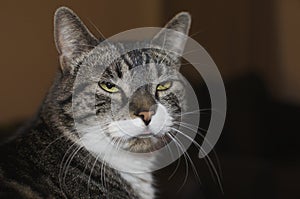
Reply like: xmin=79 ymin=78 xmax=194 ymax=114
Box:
xmin=122 ymin=131 xmax=170 ymax=153
xmin=132 ymin=128 xmax=159 ymax=139
xmin=131 ymin=126 xmax=168 ymax=139
xmin=133 ymin=133 xmax=154 ymax=139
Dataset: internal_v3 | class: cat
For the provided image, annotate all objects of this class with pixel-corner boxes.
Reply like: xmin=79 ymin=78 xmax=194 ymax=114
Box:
xmin=0 ymin=6 xmax=191 ymax=199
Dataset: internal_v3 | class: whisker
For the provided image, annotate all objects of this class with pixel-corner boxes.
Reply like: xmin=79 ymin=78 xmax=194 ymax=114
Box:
xmin=86 ymin=18 xmax=106 ymax=41
xmin=62 ymin=145 xmax=84 ymax=189
xmin=102 ymin=138 xmax=118 ymax=191
xmin=182 ymin=48 xmax=203 ymax=56
xmin=189 ymin=30 xmax=204 ymax=39
xmin=71 ymin=153 xmax=92 ymax=181
xmin=87 ymin=154 xmax=100 ymax=196
xmin=169 ymin=132 xmax=201 ymax=184
xmin=166 ymin=133 xmax=189 ymax=192
xmin=59 ymin=139 xmax=84 ymax=192
xmin=179 ymin=62 xmax=205 ymax=67
xmin=173 ymin=121 xmax=208 ymax=135
xmin=170 ymin=127 xmax=223 ymax=192
xmin=59 ymin=140 xmax=81 ymax=191
xmin=42 ymin=134 xmax=66 ymax=157
xmin=173 ymin=108 xmax=224 ymax=117
xmin=167 ymin=138 xmax=181 ymax=181
xmin=162 ymin=136 xmax=174 ymax=160
xmin=173 ymin=121 xmax=223 ymax=178
xmin=161 ymin=135 xmax=183 ymax=181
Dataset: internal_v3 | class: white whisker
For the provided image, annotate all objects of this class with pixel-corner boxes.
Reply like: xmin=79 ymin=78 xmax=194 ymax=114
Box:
xmin=170 ymin=127 xmax=223 ymax=192
xmin=166 ymin=133 xmax=190 ymax=192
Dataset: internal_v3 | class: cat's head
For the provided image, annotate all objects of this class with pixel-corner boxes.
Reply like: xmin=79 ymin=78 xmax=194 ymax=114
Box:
xmin=48 ymin=7 xmax=191 ymax=154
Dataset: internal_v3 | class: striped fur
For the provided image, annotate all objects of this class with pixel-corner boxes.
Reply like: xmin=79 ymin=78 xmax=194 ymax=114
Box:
xmin=0 ymin=7 xmax=191 ymax=199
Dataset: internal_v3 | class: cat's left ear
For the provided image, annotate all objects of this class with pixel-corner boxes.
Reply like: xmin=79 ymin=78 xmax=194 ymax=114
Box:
xmin=152 ymin=12 xmax=191 ymax=55
xmin=54 ymin=7 xmax=98 ymax=73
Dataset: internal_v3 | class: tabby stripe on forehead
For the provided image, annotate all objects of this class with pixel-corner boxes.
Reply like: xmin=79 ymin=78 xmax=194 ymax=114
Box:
xmin=104 ymin=68 xmax=114 ymax=78
xmin=144 ymin=51 xmax=151 ymax=65
xmin=123 ymin=54 xmax=134 ymax=70
xmin=141 ymin=51 xmax=147 ymax=65
xmin=156 ymin=52 xmax=169 ymax=77
xmin=114 ymin=62 xmax=123 ymax=78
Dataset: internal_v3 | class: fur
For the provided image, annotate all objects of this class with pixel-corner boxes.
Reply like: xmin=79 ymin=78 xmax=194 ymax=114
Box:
xmin=0 ymin=7 xmax=191 ymax=199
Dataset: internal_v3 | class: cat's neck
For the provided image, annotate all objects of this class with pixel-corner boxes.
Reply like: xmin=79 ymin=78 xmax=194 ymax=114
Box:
xmin=120 ymin=172 xmax=154 ymax=199
xmin=105 ymin=150 xmax=155 ymax=199
xmin=106 ymin=154 xmax=155 ymax=199
xmin=82 ymin=131 xmax=156 ymax=199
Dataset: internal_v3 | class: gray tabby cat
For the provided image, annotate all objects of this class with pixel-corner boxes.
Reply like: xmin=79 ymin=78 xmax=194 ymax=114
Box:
xmin=0 ymin=7 xmax=191 ymax=199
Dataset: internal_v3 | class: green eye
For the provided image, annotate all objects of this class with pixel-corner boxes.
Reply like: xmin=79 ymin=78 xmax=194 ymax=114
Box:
xmin=157 ymin=81 xmax=172 ymax=91
xmin=99 ymin=81 xmax=119 ymax=93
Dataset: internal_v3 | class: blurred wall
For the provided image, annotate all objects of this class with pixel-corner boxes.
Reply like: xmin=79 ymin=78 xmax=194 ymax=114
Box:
xmin=252 ymin=0 xmax=300 ymax=104
xmin=1 ymin=0 xmax=299 ymax=124
xmin=0 ymin=0 xmax=162 ymax=123
xmin=164 ymin=0 xmax=300 ymax=104
xmin=274 ymin=0 xmax=300 ymax=104
xmin=163 ymin=0 xmax=254 ymax=79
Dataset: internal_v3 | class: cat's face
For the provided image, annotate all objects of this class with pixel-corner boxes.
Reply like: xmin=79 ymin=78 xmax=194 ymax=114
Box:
xmin=92 ymin=48 xmax=184 ymax=152
xmin=52 ymin=7 xmax=191 ymax=153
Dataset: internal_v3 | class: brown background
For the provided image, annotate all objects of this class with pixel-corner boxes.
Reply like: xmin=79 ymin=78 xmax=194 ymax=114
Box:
xmin=0 ymin=0 xmax=300 ymax=199
xmin=1 ymin=0 xmax=300 ymax=123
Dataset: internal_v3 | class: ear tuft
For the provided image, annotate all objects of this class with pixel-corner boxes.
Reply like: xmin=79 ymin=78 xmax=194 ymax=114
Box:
xmin=54 ymin=7 xmax=98 ymax=73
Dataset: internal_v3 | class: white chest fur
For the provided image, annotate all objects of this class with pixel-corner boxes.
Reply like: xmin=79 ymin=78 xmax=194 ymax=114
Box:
xmin=120 ymin=171 xmax=154 ymax=199
xmin=105 ymin=150 xmax=155 ymax=199
xmin=81 ymin=131 xmax=156 ymax=199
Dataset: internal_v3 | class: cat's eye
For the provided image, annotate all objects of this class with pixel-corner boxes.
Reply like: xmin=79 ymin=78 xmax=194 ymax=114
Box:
xmin=99 ymin=81 xmax=119 ymax=93
xmin=156 ymin=81 xmax=172 ymax=91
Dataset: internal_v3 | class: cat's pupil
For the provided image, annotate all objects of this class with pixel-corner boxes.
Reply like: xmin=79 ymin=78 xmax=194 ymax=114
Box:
xmin=106 ymin=82 xmax=114 ymax=89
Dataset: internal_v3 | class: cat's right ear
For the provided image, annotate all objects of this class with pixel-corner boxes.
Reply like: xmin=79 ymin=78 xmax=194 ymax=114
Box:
xmin=54 ymin=7 xmax=98 ymax=73
xmin=152 ymin=12 xmax=191 ymax=56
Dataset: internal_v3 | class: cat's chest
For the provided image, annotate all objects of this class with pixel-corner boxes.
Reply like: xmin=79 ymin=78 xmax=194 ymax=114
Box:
xmin=102 ymin=152 xmax=155 ymax=199
xmin=120 ymin=172 xmax=154 ymax=199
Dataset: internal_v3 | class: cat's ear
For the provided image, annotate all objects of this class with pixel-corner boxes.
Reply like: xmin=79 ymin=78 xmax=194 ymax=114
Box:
xmin=54 ymin=7 xmax=98 ymax=73
xmin=152 ymin=12 xmax=191 ymax=56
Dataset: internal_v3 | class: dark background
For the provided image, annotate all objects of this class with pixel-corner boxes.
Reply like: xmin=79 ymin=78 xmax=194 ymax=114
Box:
xmin=0 ymin=1 xmax=299 ymax=198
